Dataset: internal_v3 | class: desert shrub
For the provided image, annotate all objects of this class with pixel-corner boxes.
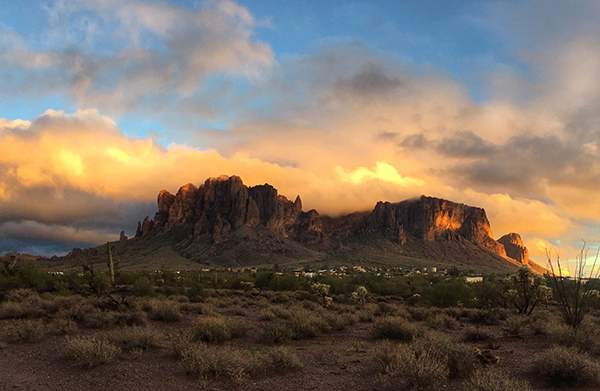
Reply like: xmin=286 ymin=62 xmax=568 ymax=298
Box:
xmin=373 ymin=317 xmax=420 ymax=341
xmin=547 ymin=245 xmax=600 ymax=328
xmin=132 ymin=277 xmax=156 ymax=297
xmin=64 ymin=336 xmax=121 ymax=368
xmin=179 ymin=343 xmax=248 ymax=381
xmin=56 ymin=301 xmax=94 ymax=323
xmin=324 ymin=312 xmax=356 ymax=331
xmin=114 ymin=310 xmax=148 ymax=327
xmin=259 ymin=307 xmax=276 ymax=321
xmin=407 ymin=306 xmax=437 ymax=321
xmin=261 ymin=320 xmax=293 ymax=344
xmin=351 ymin=286 xmax=368 ymax=306
xmin=471 ymin=279 xmax=506 ymax=309
xmin=4 ymin=288 xmax=39 ymax=302
xmin=376 ymin=302 xmax=402 ymax=317
xmin=83 ymin=310 xmax=117 ymax=329
xmin=172 ymin=330 xmax=195 ymax=359
xmin=427 ymin=279 xmax=476 ymax=308
xmin=302 ymin=300 xmax=319 ymax=311
xmin=444 ymin=306 xmax=464 ymax=319
xmin=180 ymin=302 xmax=218 ymax=316
xmin=426 ymin=313 xmax=459 ymax=330
xmin=107 ymin=326 xmax=164 ymax=352
xmin=288 ymin=313 xmax=321 ymax=339
xmin=503 ymin=316 xmax=528 ymax=338
xmin=272 ymin=306 xmax=293 ymax=320
xmin=463 ymin=326 xmax=495 ymax=342
xmin=465 ymin=368 xmax=533 ymax=391
xmin=0 ymin=301 xmax=45 ymax=319
xmin=193 ymin=316 xmax=231 ymax=343
xmin=465 ymin=307 xmax=506 ymax=325
xmin=371 ymin=340 xmax=448 ymax=390
xmin=310 ymin=283 xmax=332 ymax=307
xmin=503 ymin=266 xmax=552 ymax=316
xmin=530 ymin=345 xmax=600 ymax=387
xmin=548 ymin=318 xmax=600 ymax=354
xmin=227 ymin=317 xmax=249 ymax=338
xmin=49 ymin=317 xmax=78 ymax=335
xmin=413 ymin=332 xmax=477 ymax=379
xmin=250 ymin=346 xmax=303 ymax=377
xmin=147 ymin=299 xmax=182 ymax=322
xmin=2 ymin=319 xmax=45 ymax=342
xmin=358 ymin=303 xmax=378 ymax=322
xmin=223 ymin=305 xmax=246 ymax=317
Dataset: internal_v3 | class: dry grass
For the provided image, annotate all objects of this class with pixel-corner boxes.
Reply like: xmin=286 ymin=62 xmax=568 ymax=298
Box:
xmin=465 ymin=368 xmax=533 ymax=391
xmin=530 ymin=345 xmax=600 ymax=387
xmin=373 ymin=317 xmax=421 ymax=341
xmin=371 ymin=339 xmax=448 ymax=390
xmin=64 ymin=337 xmax=121 ymax=368
xmin=48 ymin=317 xmax=78 ymax=335
xmin=106 ymin=326 xmax=164 ymax=352
xmin=147 ymin=299 xmax=182 ymax=322
xmin=463 ymin=326 xmax=495 ymax=342
xmin=2 ymin=319 xmax=45 ymax=342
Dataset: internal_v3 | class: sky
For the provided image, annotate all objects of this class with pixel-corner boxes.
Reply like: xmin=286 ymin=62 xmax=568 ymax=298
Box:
xmin=1 ymin=0 xmax=600 ymax=266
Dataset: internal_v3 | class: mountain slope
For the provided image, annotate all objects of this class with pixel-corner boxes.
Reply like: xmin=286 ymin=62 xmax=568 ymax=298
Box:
xmin=57 ymin=175 xmax=545 ymax=273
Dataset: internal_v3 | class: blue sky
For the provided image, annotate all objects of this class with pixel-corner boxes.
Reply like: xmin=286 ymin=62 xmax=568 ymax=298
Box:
xmin=1 ymin=0 xmax=600 ymax=264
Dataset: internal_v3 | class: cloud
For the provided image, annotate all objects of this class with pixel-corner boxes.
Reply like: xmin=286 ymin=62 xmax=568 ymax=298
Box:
xmin=0 ymin=0 xmax=275 ymax=117
xmin=4 ymin=2 xmax=600 ymax=264
xmin=335 ymin=161 xmax=424 ymax=187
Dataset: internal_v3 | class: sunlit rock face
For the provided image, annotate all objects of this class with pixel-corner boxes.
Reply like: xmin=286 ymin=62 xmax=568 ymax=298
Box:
xmin=134 ymin=175 xmax=322 ymax=244
xmin=498 ymin=232 xmax=530 ymax=265
xmin=360 ymin=196 xmax=508 ymax=257
xmin=132 ymin=176 xmax=526 ymax=262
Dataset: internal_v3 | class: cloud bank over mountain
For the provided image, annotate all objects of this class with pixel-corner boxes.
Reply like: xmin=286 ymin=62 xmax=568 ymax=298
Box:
xmin=1 ymin=0 xmax=599 ymax=262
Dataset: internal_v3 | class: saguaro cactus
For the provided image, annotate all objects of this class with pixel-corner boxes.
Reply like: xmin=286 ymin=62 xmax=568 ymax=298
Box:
xmin=106 ymin=242 xmax=115 ymax=284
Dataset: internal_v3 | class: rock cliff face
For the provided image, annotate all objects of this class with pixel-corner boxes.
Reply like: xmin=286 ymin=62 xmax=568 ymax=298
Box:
xmin=129 ymin=175 xmax=532 ymax=268
xmin=498 ymin=233 xmax=530 ymax=266
xmin=358 ymin=196 xmax=507 ymax=256
xmin=135 ymin=175 xmax=323 ymax=244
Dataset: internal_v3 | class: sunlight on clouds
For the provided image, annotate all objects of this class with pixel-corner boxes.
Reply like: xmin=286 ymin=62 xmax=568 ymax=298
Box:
xmin=57 ymin=150 xmax=85 ymax=177
xmin=335 ymin=161 xmax=424 ymax=187
xmin=463 ymin=189 xmax=571 ymax=238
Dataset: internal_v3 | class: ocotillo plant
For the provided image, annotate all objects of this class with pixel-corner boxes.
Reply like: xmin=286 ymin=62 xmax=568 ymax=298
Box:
xmin=106 ymin=242 xmax=115 ymax=284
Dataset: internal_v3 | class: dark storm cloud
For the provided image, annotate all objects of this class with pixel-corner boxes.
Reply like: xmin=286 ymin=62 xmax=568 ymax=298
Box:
xmin=435 ymin=131 xmax=496 ymax=158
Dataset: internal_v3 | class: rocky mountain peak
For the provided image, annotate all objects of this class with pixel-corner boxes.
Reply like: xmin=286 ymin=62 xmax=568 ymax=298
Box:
xmin=135 ymin=175 xmax=320 ymax=244
xmin=498 ymin=233 xmax=530 ymax=266
xmin=126 ymin=176 xmax=538 ymax=272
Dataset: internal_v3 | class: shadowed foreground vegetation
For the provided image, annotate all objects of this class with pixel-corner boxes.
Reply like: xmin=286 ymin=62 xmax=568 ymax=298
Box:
xmin=3 ymin=252 xmax=600 ymax=390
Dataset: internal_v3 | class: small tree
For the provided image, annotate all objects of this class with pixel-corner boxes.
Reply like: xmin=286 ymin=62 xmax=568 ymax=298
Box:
xmin=310 ymin=282 xmax=332 ymax=307
xmin=503 ymin=266 xmax=551 ymax=316
xmin=546 ymin=243 xmax=600 ymax=328
xmin=352 ymin=286 xmax=368 ymax=306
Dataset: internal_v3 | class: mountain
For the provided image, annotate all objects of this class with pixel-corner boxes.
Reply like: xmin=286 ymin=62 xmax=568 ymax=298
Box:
xmin=57 ymin=175 xmax=545 ymax=273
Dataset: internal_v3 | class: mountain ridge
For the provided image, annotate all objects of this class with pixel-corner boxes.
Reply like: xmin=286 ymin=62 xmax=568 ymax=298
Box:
xmin=60 ymin=175 xmax=544 ymax=274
